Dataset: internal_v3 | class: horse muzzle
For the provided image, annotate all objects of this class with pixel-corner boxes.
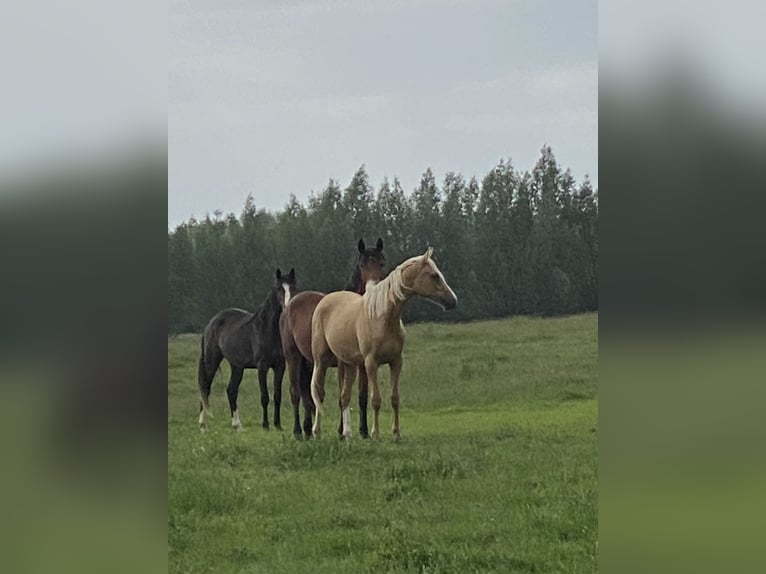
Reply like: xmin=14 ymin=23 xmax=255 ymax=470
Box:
xmin=441 ymin=292 xmax=457 ymax=310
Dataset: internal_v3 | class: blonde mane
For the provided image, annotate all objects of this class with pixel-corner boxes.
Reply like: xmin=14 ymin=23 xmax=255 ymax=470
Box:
xmin=363 ymin=255 xmax=421 ymax=318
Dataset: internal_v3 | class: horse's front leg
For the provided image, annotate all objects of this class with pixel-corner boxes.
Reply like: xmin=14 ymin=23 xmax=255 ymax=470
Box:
xmin=358 ymin=366 xmax=370 ymax=438
xmin=390 ymin=355 xmax=403 ymax=441
xmin=337 ymin=362 xmax=345 ymax=437
xmin=273 ymin=363 xmax=285 ymax=430
xmin=365 ymin=356 xmax=381 ymax=439
xmin=258 ymin=368 xmax=270 ymax=429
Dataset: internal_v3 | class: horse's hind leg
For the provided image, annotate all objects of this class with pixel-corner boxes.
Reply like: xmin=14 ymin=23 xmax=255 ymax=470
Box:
xmin=226 ymin=366 xmax=246 ymax=431
xmin=358 ymin=366 xmax=370 ymax=439
xmin=389 ymin=356 xmax=403 ymax=441
xmin=286 ymin=355 xmax=303 ymax=437
xmin=310 ymin=357 xmax=329 ymax=438
xmin=258 ymin=368 xmax=270 ymax=429
xmin=299 ymin=359 xmax=314 ymax=437
xmin=339 ymin=361 xmax=358 ymax=439
xmin=273 ymin=363 xmax=285 ymax=431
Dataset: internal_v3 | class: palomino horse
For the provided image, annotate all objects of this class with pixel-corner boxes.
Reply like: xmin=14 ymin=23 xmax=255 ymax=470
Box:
xmin=198 ymin=268 xmax=296 ymax=432
xmin=310 ymin=247 xmax=457 ymax=439
xmin=279 ymin=238 xmax=385 ymax=438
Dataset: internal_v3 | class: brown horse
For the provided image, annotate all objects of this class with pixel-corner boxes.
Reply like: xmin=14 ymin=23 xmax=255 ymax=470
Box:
xmin=310 ymin=247 xmax=457 ymax=440
xmin=279 ymin=238 xmax=385 ymax=438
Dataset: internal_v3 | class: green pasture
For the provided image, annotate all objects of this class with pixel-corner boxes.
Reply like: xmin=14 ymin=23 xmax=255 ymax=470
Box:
xmin=169 ymin=313 xmax=598 ymax=573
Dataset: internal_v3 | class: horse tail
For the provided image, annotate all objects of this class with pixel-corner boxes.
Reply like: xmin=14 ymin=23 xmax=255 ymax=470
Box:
xmin=198 ymin=326 xmax=219 ymax=401
xmin=198 ymin=335 xmax=210 ymax=399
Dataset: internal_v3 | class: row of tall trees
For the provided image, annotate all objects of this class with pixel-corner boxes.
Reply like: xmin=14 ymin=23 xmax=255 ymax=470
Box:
xmin=168 ymin=146 xmax=597 ymax=333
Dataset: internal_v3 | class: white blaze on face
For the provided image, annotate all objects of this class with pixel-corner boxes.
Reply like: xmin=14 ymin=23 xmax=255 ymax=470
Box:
xmin=282 ymin=283 xmax=292 ymax=307
xmin=427 ymin=260 xmax=458 ymax=304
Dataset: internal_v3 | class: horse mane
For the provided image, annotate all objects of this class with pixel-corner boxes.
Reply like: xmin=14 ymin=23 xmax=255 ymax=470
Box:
xmin=363 ymin=256 xmax=420 ymax=318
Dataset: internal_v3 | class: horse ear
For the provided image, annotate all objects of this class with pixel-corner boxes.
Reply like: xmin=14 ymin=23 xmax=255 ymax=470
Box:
xmin=358 ymin=238 xmax=366 ymax=253
xmin=376 ymin=237 xmax=383 ymax=252
xmin=423 ymin=246 xmax=433 ymax=261
xmin=276 ymin=268 xmax=282 ymax=280
xmin=288 ymin=267 xmax=295 ymax=282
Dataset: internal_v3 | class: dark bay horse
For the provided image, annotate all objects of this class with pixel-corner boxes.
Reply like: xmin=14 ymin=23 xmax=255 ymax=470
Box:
xmin=279 ymin=238 xmax=385 ymax=438
xmin=310 ymin=247 xmax=457 ymax=440
xmin=198 ymin=268 xmax=296 ymax=432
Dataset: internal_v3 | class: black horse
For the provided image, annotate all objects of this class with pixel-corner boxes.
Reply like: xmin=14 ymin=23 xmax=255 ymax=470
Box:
xmin=198 ymin=268 xmax=296 ymax=432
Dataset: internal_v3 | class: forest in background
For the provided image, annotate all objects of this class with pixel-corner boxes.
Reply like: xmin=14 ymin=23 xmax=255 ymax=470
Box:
xmin=168 ymin=146 xmax=597 ymax=333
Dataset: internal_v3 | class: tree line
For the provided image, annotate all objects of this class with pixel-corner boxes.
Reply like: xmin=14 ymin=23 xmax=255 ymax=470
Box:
xmin=168 ymin=146 xmax=597 ymax=333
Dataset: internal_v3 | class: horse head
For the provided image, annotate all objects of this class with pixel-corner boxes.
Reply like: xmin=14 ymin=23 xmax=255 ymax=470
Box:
xmin=357 ymin=237 xmax=386 ymax=287
xmin=274 ymin=267 xmax=297 ymax=310
xmin=402 ymin=247 xmax=457 ymax=310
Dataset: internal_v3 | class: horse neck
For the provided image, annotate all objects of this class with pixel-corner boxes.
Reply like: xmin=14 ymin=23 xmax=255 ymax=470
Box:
xmin=381 ymin=292 xmax=411 ymax=326
xmin=367 ymin=269 xmax=414 ymax=326
xmin=255 ymin=290 xmax=281 ymax=336
xmin=345 ymin=266 xmax=364 ymax=294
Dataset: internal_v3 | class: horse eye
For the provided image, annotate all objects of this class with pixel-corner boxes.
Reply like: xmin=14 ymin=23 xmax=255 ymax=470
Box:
xmin=431 ymin=272 xmax=439 ymax=280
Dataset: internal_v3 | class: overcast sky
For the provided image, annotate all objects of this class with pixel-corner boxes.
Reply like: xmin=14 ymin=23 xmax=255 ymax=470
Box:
xmin=169 ymin=0 xmax=597 ymax=227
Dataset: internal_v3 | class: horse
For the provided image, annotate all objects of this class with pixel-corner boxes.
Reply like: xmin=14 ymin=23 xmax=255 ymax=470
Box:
xmin=279 ymin=238 xmax=385 ymax=438
xmin=197 ymin=268 xmax=296 ymax=432
xmin=310 ymin=246 xmax=457 ymax=440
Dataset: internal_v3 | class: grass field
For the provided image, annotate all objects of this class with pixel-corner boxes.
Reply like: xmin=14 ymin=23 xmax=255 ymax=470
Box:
xmin=168 ymin=313 xmax=598 ymax=573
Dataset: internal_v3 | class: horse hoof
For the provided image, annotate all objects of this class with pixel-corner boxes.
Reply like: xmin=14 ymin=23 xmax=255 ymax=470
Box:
xmin=262 ymin=424 xmax=269 ymax=430
xmin=393 ymin=433 xmax=402 ymax=443
xmin=199 ymin=426 xmax=208 ymax=434
xmin=274 ymin=424 xmax=283 ymax=431
xmin=234 ymin=425 xmax=246 ymax=432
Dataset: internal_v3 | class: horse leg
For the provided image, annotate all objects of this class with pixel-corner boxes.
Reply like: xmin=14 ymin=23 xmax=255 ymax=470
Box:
xmin=286 ymin=355 xmax=302 ymax=437
xmin=358 ymin=365 xmax=370 ymax=438
xmin=337 ymin=362 xmax=345 ymax=436
xmin=310 ymin=357 xmax=329 ymax=438
xmin=365 ymin=356 xmax=382 ymax=439
xmin=226 ymin=366 xmax=246 ymax=431
xmin=300 ymin=359 xmax=315 ymax=437
xmin=390 ymin=356 xmax=403 ymax=441
xmin=273 ymin=363 xmax=285 ymax=430
xmin=198 ymin=345 xmax=222 ymax=432
xmin=258 ymin=368 xmax=270 ymax=429
xmin=339 ymin=362 xmax=358 ymax=440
